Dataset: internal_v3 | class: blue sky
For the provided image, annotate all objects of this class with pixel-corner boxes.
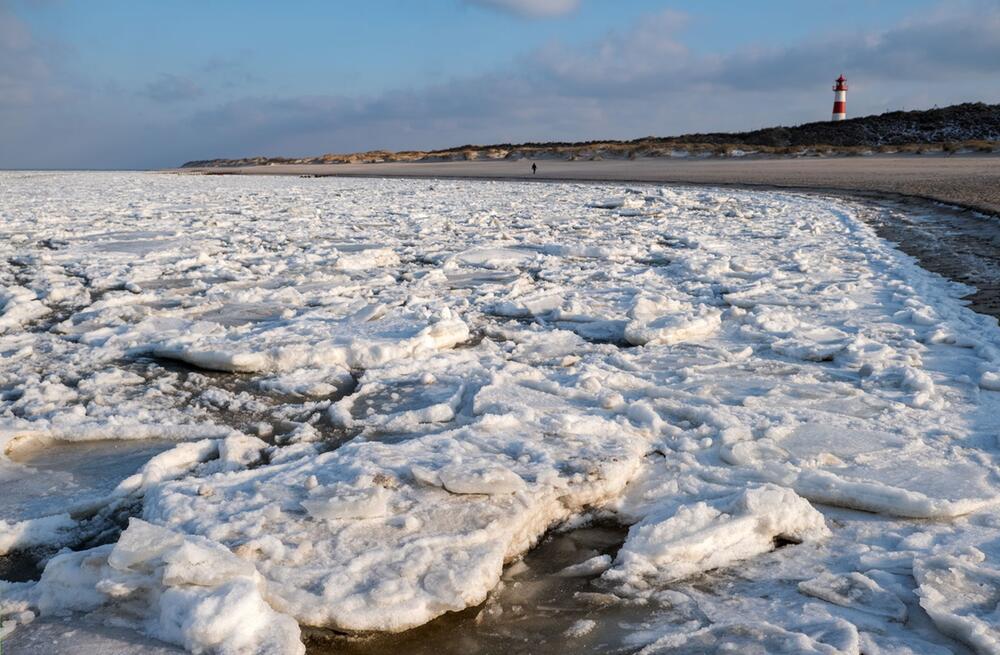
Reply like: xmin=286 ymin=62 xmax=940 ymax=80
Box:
xmin=2 ymin=0 xmax=998 ymax=168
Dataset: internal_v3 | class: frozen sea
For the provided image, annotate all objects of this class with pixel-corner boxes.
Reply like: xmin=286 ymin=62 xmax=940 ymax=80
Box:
xmin=2 ymin=171 xmax=1000 ymax=654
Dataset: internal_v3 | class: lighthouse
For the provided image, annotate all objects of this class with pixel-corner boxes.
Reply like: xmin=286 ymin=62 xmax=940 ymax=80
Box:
xmin=832 ymin=75 xmax=848 ymax=121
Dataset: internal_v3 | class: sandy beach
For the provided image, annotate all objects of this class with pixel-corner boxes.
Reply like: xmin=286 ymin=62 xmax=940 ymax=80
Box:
xmin=183 ymin=154 xmax=1000 ymax=218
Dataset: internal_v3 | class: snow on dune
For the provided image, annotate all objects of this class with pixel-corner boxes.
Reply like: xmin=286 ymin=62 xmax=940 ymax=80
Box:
xmin=1 ymin=172 xmax=1000 ymax=654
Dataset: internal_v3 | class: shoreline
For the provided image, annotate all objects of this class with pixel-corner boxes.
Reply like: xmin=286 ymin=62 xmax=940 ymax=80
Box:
xmin=177 ymin=154 xmax=1000 ymax=219
xmin=176 ymin=156 xmax=1000 ymax=323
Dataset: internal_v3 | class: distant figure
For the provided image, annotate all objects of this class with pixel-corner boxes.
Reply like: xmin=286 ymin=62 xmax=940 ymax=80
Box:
xmin=531 ymin=162 xmax=537 ymax=175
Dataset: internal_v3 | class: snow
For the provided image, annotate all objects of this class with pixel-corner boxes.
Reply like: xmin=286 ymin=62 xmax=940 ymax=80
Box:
xmin=0 ymin=514 xmax=76 ymax=556
xmin=2 ymin=171 xmax=1000 ymax=654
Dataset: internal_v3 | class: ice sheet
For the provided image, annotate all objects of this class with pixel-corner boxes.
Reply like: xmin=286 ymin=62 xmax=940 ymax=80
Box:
xmin=3 ymin=172 xmax=1000 ymax=654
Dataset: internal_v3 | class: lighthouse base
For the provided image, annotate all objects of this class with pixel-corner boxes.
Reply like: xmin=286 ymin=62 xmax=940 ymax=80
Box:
xmin=832 ymin=113 xmax=846 ymax=121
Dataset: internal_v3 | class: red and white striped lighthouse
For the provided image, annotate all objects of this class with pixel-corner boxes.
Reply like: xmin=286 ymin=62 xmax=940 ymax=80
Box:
xmin=832 ymin=74 xmax=848 ymax=121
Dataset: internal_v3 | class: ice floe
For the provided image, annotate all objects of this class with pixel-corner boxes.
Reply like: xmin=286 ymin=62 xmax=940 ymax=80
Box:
xmin=3 ymin=172 xmax=1000 ymax=653
xmin=914 ymin=543 xmax=1000 ymax=654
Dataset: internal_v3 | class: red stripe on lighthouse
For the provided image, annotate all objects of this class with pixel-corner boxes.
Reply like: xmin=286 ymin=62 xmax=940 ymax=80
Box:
xmin=833 ymin=101 xmax=846 ymax=113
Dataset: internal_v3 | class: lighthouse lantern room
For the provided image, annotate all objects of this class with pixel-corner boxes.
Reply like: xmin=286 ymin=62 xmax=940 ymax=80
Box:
xmin=832 ymin=75 xmax=848 ymax=121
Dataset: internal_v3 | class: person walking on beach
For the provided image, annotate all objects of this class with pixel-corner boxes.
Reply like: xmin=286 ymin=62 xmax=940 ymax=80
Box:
xmin=531 ymin=162 xmax=537 ymax=175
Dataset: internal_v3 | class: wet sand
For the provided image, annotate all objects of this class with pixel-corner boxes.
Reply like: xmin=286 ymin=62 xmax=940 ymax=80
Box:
xmin=860 ymin=198 xmax=1000 ymax=318
xmin=183 ymin=154 xmax=1000 ymax=217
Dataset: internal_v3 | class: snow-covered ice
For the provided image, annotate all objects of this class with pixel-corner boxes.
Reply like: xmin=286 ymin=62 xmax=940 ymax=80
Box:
xmin=2 ymin=171 xmax=1000 ymax=654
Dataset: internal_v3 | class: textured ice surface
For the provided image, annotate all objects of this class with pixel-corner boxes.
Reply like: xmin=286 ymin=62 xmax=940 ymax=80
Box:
xmin=2 ymin=172 xmax=1000 ymax=654
xmin=914 ymin=539 xmax=1000 ymax=655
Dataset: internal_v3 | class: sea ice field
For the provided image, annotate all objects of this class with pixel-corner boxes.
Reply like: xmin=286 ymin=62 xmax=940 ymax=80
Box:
xmin=2 ymin=171 xmax=1000 ymax=654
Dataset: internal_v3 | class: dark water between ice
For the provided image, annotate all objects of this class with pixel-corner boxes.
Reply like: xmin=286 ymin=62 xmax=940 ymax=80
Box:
xmin=304 ymin=521 xmax=663 ymax=655
xmin=862 ymin=197 xmax=1000 ymax=319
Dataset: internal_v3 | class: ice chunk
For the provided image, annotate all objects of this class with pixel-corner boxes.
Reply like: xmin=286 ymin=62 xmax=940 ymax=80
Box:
xmin=149 ymin=312 xmax=469 ymax=373
xmin=0 ymin=286 xmax=49 ymax=333
xmin=31 ymin=519 xmax=304 ymax=655
xmin=914 ymin=547 xmax=1000 ymax=655
xmin=605 ymin=485 xmax=829 ymax=589
xmin=138 ymin=383 xmax=646 ymax=633
xmin=858 ymin=632 xmax=955 ymax=655
xmin=771 ymin=327 xmax=851 ymax=361
xmin=490 ymin=292 xmax=564 ymax=319
xmin=624 ymin=308 xmax=722 ymax=346
xmin=338 ymin=372 xmax=466 ymax=432
xmin=793 ymin=466 xmax=1000 ymax=519
xmin=556 ymin=554 xmax=612 ymax=577
xmin=587 ymin=196 xmax=643 ymax=210
xmin=113 ymin=439 xmax=220 ymax=496
xmin=732 ymin=424 xmax=1000 ymax=519
xmin=0 ymin=514 xmax=77 ymax=556
xmin=438 ymin=463 xmax=527 ymax=495
xmin=453 ymin=247 xmax=535 ymax=269
xmin=258 ymin=366 xmax=355 ymax=399
xmin=798 ymin=572 xmax=907 ymax=622
xmin=980 ymin=370 xmax=1000 ymax=391
xmin=636 ymin=621 xmax=850 ymax=654
xmin=216 ymin=434 xmax=269 ymax=472
xmin=334 ymin=248 xmax=399 ymax=271
xmin=302 ymin=485 xmax=393 ymax=520
xmin=564 ymin=618 xmax=597 ymax=638
xmin=158 ymin=579 xmax=300 ymax=655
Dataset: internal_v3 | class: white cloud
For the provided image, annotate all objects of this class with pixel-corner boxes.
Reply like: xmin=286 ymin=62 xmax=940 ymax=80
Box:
xmin=534 ymin=10 xmax=691 ymax=87
xmin=464 ymin=0 xmax=579 ymax=18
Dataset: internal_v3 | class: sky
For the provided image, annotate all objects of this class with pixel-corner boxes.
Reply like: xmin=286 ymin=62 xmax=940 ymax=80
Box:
xmin=2 ymin=0 xmax=999 ymax=169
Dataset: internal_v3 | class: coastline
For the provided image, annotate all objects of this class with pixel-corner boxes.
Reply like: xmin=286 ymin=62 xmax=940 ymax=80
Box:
xmin=175 ymin=155 xmax=1000 ymax=323
xmin=176 ymin=154 xmax=1000 ymax=219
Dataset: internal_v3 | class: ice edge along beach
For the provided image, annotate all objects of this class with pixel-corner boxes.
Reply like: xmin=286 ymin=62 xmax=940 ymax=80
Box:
xmin=2 ymin=171 xmax=1000 ymax=654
